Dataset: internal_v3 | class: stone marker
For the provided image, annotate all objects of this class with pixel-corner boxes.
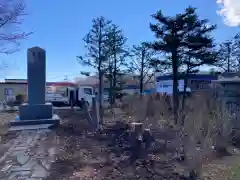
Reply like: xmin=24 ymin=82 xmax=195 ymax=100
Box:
xmin=8 ymin=46 xmax=60 ymax=129
xmin=27 ymin=47 xmax=46 ymax=105
xmin=10 ymin=47 xmax=59 ymax=128
xmin=19 ymin=47 xmax=53 ymax=120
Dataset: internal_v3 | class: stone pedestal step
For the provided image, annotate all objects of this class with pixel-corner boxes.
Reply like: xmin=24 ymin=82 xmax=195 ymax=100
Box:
xmin=9 ymin=124 xmax=54 ymax=131
xmin=9 ymin=114 xmax=60 ymax=127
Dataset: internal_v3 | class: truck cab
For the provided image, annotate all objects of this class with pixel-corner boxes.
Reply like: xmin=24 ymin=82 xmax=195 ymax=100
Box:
xmin=67 ymin=86 xmax=94 ymax=108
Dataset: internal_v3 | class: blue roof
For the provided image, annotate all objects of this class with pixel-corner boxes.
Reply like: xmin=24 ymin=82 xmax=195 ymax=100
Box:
xmin=144 ymin=88 xmax=155 ymax=94
xmin=104 ymin=85 xmax=140 ymax=90
xmin=156 ymin=74 xmax=217 ymax=82
xmin=123 ymin=85 xmax=139 ymax=89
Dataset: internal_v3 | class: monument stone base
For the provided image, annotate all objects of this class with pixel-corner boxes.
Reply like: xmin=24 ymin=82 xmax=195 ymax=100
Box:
xmin=10 ymin=114 xmax=60 ymax=128
xmin=19 ymin=103 xmax=53 ymax=120
xmin=9 ymin=102 xmax=60 ymax=130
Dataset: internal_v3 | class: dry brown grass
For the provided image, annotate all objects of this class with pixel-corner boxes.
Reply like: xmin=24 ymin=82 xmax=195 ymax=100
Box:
xmin=0 ymin=112 xmax=17 ymax=136
xmin=201 ymin=154 xmax=240 ymax=180
xmin=116 ymin=90 xmax=235 ymax=177
xmin=119 ymin=93 xmax=173 ymax=129
xmin=45 ymin=90 xmax=237 ymax=179
xmin=0 ymin=112 xmax=19 ymax=162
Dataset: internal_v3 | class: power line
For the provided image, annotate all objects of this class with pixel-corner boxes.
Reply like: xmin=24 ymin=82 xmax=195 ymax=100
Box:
xmin=47 ymin=73 xmax=82 ymax=80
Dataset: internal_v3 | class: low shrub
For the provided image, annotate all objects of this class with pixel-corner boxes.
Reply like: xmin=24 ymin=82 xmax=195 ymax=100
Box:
xmin=15 ymin=93 xmax=25 ymax=105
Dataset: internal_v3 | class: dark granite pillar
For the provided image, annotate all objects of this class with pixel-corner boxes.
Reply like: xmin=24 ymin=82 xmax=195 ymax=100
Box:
xmin=19 ymin=47 xmax=53 ymax=120
xmin=27 ymin=47 xmax=46 ymax=104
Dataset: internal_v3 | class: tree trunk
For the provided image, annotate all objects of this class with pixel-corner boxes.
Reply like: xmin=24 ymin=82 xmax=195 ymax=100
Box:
xmin=172 ymin=51 xmax=179 ymax=125
xmin=227 ymin=43 xmax=231 ymax=72
xmin=109 ymin=75 xmax=113 ymax=105
xmin=108 ymin=61 xmax=114 ymax=106
xmin=112 ymin=29 xmax=117 ymax=104
xmin=180 ymin=66 xmax=190 ymax=126
xmin=113 ymin=51 xmax=117 ymax=104
xmin=181 ymin=71 xmax=189 ymax=110
xmin=227 ymin=55 xmax=230 ymax=72
xmin=139 ymin=49 xmax=145 ymax=98
xmin=98 ymin=72 xmax=104 ymax=124
xmin=98 ymin=19 xmax=103 ymax=125
xmin=139 ymin=77 xmax=144 ymax=98
xmin=238 ymin=58 xmax=240 ymax=72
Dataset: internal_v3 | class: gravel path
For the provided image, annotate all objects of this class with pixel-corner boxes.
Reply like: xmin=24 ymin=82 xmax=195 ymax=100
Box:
xmin=0 ymin=129 xmax=58 ymax=180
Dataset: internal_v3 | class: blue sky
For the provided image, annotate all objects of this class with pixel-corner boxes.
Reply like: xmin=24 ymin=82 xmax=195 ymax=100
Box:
xmin=2 ymin=0 xmax=239 ymax=81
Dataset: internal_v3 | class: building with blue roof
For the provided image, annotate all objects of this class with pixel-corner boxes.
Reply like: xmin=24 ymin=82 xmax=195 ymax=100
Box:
xmin=155 ymin=73 xmax=218 ymax=94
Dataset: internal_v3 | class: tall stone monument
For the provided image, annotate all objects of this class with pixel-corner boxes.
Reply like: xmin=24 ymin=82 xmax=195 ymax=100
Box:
xmin=27 ymin=47 xmax=46 ymax=105
xmin=11 ymin=47 xmax=59 ymax=127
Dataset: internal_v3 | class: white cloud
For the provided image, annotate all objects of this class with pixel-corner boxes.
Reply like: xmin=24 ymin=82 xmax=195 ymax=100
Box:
xmin=216 ymin=0 xmax=240 ymax=26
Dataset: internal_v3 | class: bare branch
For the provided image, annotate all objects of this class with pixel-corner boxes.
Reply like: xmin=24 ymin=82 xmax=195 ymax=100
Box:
xmin=144 ymin=73 xmax=154 ymax=85
xmin=0 ymin=0 xmax=32 ymax=54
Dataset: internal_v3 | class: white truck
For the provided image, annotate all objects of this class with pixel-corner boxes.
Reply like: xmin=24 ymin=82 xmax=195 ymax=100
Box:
xmin=45 ymin=86 xmax=70 ymax=106
xmin=67 ymin=86 xmax=95 ymax=108
xmin=45 ymin=92 xmax=69 ymax=106
xmin=68 ymin=86 xmax=111 ymax=108
xmin=45 ymin=85 xmax=95 ymax=108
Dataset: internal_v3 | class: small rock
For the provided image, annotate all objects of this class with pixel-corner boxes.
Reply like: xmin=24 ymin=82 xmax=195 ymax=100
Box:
xmin=1 ymin=164 xmax=12 ymax=172
xmin=17 ymin=153 xmax=30 ymax=165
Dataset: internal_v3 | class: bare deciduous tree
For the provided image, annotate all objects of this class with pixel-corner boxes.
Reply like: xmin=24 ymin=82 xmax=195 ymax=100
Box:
xmin=216 ymin=40 xmax=237 ymax=72
xmin=0 ymin=0 xmax=31 ymax=54
xmin=105 ymin=24 xmax=128 ymax=104
xmin=128 ymin=43 xmax=154 ymax=98
xmin=77 ymin=16 xmax=112 ymax=124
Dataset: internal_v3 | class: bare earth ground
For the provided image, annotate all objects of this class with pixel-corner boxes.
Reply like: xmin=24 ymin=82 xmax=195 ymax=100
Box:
xmin=0 ymin=112 xmax=19 ymax=159
xmin=48 ymin=109 xmax=240 ymax=180
xmin=47 ymin=109 xmax=114 ymax=180
xmin=202 ymin=155 xmax=240 ymax=180
xmin=0 ymin=111 xmax=17 ymax=136
xmin=0 ymin=109 xmax=240 ymax=179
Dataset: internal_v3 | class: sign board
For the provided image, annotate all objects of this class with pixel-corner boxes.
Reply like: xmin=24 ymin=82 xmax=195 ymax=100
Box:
xmin=4 ymin=88 xmax=13 ymax=96
xmin=6 ymin=95 xmax=15 ymax=101
xmin=46 ymin=86 xmax=52 ymax=92
xmin=156 ymin=80 xmax=191 ymax=94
